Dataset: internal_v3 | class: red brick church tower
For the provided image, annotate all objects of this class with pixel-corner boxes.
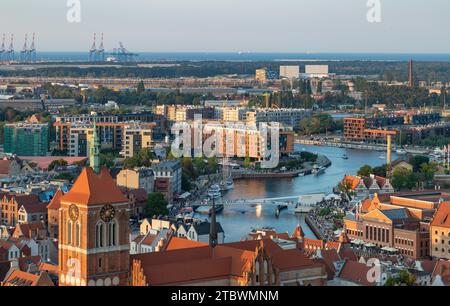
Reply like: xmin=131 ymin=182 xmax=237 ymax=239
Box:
xmin=58 ymin=125 xmax=130 ymax=286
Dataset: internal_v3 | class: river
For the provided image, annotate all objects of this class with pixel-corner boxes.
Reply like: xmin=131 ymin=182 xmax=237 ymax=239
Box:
xmin=194 ymin=144 xmax=398 ymax=242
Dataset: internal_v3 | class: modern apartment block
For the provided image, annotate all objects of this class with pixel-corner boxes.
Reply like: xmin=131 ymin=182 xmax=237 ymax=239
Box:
xmin=121 ymin=126 xmax=153 ymax=158
xmin=344 ymin=117 xmax=397 ymax=142
xmin=55 ymin=122 xmax=156 ymax=156
xmin=245 ymin=108 xmax=312 ymax=130
xmin=152 ymin=160 xmax=182 ymax=203
xmin=3 ymin=123 xmax=49 ymax=156
xmin=279 ymin=65 xmax=300 ymax=79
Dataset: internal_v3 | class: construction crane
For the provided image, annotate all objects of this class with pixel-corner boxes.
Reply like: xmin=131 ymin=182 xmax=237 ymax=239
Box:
xmin=20 ymin=34 xmax=28 ymax=62
xmin=29 ymin=33 xmax=36 ymax=63
xmin=0 ymin=34 xmax=5 ymax=61
xmin=97 ymin=33 xmax=105 ymax=62
xmin=89 ymin=33 xmax=97 ymax=62
xmin=111 ymin=42 xmax=138 ymax=62
xmin=7 ymin=34 xmax=14 ymax=61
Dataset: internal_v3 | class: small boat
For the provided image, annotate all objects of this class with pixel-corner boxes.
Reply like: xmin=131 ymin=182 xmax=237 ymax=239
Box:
xmin=379 ymin=154 xmax=386 ymax=159
xmin=396 ymin=149 xmax=407 ymax=155
xmin=220 ymin=177 xmax=234 ymax=191
xmin=342 ymin=154 xmax=349 ymax=159
xmin=298 ymin=173 xmax=305 ymax=177
xmin=207 ymin=184 xmax=222 ymax=199
xmin=312 ymin=165 xmax=326 ymax=176
xmin=275 ymin=204 xmax=288 ymax=218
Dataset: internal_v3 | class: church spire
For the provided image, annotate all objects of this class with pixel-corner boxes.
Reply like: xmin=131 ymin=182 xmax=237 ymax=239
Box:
xmin=90 ymin=119 xmax=100 ymax=173
xmin=209 ymin=197 xmax=218 ymax=248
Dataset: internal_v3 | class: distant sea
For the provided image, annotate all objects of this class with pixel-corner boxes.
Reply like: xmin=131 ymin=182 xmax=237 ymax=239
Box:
xmin=34 ymin=52 xmax=450 ymax=63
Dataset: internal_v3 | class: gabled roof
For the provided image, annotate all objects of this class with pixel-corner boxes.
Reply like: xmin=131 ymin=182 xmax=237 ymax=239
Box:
xmin=431 ymin=202 xmax=450 ymax=228
xmin=3 ymin=270 xmax=54 ymax=286
xmin=60 ymin=167 xmax=128 ymax=206
xmin=338 ymin=260 xmax=376 ymax=286
xmin=191 ymin=221 xmax=224 ymax=235
xmin=46 ymin=189 xmax=64 ymax=210
xmin=165 ymin=237 xmax=208 ymax=251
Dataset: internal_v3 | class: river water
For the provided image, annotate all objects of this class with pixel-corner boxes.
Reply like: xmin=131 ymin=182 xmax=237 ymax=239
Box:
xmin=195 ymin=144 xmax=398 ymax=242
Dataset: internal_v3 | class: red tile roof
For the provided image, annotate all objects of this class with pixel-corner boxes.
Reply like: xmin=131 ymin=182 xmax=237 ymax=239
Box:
xmin=60 ymin=166 xmax=128 ymax=206
xmin=338 ymin=260 xmax=376 ymax=286
xmin=431 ymin=202 xmax=450 ymax=228
xmin=165 ymin=237 xmax=208 ymax=251
xmin=3 ymin=270 xmax=54 ymax=286
xmin=46 ymin=189 xmax=64 ymax=210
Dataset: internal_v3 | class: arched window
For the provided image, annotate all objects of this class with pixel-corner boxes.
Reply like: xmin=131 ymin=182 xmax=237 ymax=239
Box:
xmin=75 ymin=222 xmax=81 ymax=247
xmin=96 ymin=222 xmax=105 ymax=248
xmin=67 ymin=221 xmax=72 ymax=245
xmin=108 ymin=220 xmax=118 ymax=246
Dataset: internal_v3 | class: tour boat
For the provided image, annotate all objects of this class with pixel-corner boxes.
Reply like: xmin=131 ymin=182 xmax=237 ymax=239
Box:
xmin=220 ymin=177 xmax=234 ymax=191
xmin=312 ymin=165 xmax=326 ymax=175
xmin=207 ymin=184 xmax=222 ymax=199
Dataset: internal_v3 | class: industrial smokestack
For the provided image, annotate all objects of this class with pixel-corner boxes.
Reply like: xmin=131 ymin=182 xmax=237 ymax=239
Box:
xmin=408 ymin=60 xmax=413 ymax=88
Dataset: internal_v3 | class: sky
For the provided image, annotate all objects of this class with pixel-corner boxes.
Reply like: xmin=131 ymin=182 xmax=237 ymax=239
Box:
xmin=0 ymin=0 xmax=449 ymax=53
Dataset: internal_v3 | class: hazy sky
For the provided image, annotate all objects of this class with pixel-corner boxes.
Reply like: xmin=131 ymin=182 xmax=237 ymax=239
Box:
xmin=0 ymin=0 xmax=449 ymax=53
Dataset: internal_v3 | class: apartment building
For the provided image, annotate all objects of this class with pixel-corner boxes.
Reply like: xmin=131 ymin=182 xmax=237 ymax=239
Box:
xmin=122 ymin=126 xmax=153 ymax=158
xmin=430 ymin=202 xmax=450 ymax=260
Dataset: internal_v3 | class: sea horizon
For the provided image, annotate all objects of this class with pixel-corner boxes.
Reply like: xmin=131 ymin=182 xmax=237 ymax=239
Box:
xmin=28 ymin=51 xmax=450 ymax=63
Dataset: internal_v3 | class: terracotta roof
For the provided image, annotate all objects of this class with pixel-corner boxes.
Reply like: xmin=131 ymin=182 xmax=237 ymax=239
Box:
xmin=272 ymin=248 xmax=322 ymax=272
xmin=3 ymin=270 xmax=54 ymax=286
xmin=18 ymin=256 xmax=41 ymax=271
xmin=339 ymin=248 xmax=358 ymax=261
xmin=120 ymin=187 xmax=148 ymax=203
xmin=0 ymin=160 xmax=14 ymax=175
xmin=343 ymin=175 xmax=361 ymax=190
xmin=13 ymin=222 xmax=45 ymax=239
xmin=0 ymin=260 xmax=10 ymax=282
xmin=432 ymin=260 xmax=450 ymax=286
xmin=60 ymin=167 xmax=128 ymax=206
xmin=38 ymin=262 xmax=58 ymax=275
xmin=338 ymin=260 xmax=376 ymax=286
xmin=165 ymin=237 xmax=208 ymax=251
xmin=431 ymin=202 xmax=450 ymax=228
xmin=292 ymin=224 xmax=305 ymax=239
xmin=46 ymin=189 xmax=64 ymax=210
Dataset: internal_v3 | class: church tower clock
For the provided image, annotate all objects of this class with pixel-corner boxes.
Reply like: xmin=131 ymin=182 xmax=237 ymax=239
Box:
xmin=58 ymin=129 xmax=130 ymax=286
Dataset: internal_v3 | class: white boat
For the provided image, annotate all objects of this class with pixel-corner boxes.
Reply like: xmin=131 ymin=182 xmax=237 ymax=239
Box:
xmin=207 ymin=184 xmax=222 ymax=199
xmin=379 ymin=154 xmax=386 ymax=159
xmin=311 ymin=165 xmax=326 ymax=175
xmin=220 ymin=177 xmax=234 ymax=191
xmin=396 ymin=149 xmax=407 ymax=155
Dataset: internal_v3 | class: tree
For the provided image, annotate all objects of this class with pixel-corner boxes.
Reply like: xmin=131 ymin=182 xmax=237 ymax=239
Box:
xmin=48 ymin=159 xmax=68 ymax=171
xmin=338 ymin=180 xmax=355 ymax=201
xmin=392 ymin=168 xmax=417 ymax=191
xmin=358 ymin=165 xmax=373 ymax=177
xmin=145 ymin=193 xmax=169 ymax=218
xmin=182 ymin=171 xmax=192 ymax=191
xmin=137 ymin=80 xmax=145 ymax=94
xmin=410 ymin=155 xmax=430 ymax=172
xmin=243 ymin=156 xmax=250 ymax=168
xmin=420 ymin=162 xmax=438 ymax=184
xmin=207 ymin=156 xmax=218 ymax=174
xmin=373 ymin=165 xmax=387 ymax=177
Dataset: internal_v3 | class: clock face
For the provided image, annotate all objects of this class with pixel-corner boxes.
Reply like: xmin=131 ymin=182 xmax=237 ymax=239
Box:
xmin=69 ymin=204 xmax=79 ymax=222
xmin=100 ymin=204 xmax=116 ymax=222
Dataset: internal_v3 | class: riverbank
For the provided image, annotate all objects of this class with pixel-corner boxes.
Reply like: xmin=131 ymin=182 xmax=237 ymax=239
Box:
xmin=231 ymin=154 xmax=332 ymax=180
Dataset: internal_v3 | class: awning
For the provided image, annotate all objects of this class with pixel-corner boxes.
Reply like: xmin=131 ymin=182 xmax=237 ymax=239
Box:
xmin=178 ymin=192 xmax=191 ymax=200
xmin=381 ymin=246 xmax=398 ymax=252
xmin=364 ymin=243 xmax=376 ymax=248
xmin=351 ymin=239 xmax=364 ymax=245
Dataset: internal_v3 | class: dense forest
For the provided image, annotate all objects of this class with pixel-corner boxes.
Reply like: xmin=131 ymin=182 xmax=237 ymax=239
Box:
xmin=2 ymin=60 xmax=450 ymax=82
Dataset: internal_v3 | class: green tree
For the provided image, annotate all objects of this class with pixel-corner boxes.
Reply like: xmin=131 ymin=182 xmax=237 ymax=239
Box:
xmin=207 ymin=156 xmax=218 ymax=174
xmin=357 ymin=165 xmax=373 ymax=177
xmin=48 ymin=159 xmax=68 ymax=171
xmin=392 ymin=168 xmax=417 ymax=190
xmin=243 ymin=156 xmax=250 ymax=168
xmin=410 ymin=155 xmax=430 ymax=172
xmin=182 ymin=172 xmax=192 ymax=191
xmin=145 ymin=193 xmax=169 ymax=218
xmin=137 ymin=80 xmax=145 ymax=94
xmin=373 ymin=165 xmax=388 ymax=177
xmin=337 ymin=180 xmax=355 ymax=201
xmin=420 ymin=162 xmax=438 ymax=184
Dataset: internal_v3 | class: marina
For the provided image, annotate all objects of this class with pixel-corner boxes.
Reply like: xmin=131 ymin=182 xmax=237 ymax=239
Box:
xmin=192 ymin=144 xmax=399 ymax=242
